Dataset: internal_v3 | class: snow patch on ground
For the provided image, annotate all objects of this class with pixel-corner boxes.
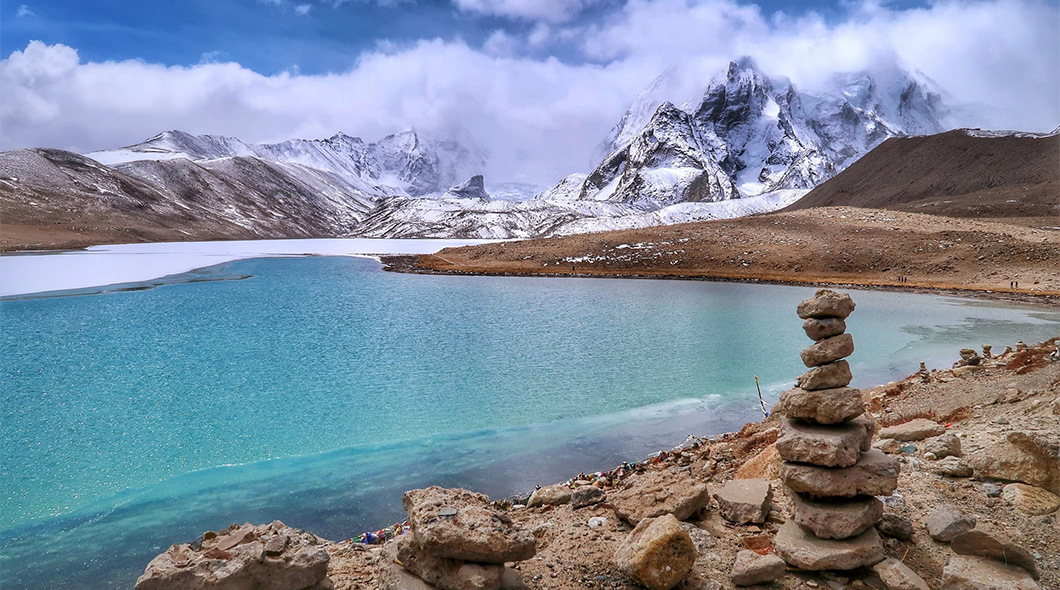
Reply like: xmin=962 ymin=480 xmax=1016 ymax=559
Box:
xmin=0 ymin=238 xmax=497 ymax=297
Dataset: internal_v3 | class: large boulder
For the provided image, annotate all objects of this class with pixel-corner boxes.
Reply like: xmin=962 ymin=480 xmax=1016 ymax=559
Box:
xmin=713 ymin=479 xmax=772 ymax=524
xmin=796 ymin=361 xmax=853 ymax=390
xmin=969 ymin=432 xmax=1060 ymax=495
xmin=612 ymin=469 xmax=710 ymax=525
xmin=800 ymin=334 xmax=855 ymax=367
xmin=797 ymin=289 xmax=856 ymax=320
xmin=776 ymin=416 xmax=875 ymax=468
xmin=391 ymin=535 xmax=504 ymax=590
xmin=874 ymin=558 xmax=930 ymax=590
xmin=790 ymin=493 xmax=883 ymax=540
xmin=402 ymin=487 xmax=536 ymax=563
xmin=774 ymin=521 xmax=884 ymax=571
xmin=941 ymin=555 xmax=1039 ymax=590
xmin=1001 ymin=483 xmax=1060 ymax=516
xmin=730 ymin=550 xmax=786 ymax=586
xmin=526 ymin=484 xmax=571 ymax=508
xmin=877 ymin=419 xmax=945 ymax=442
xmin=135 ymin=522 xmax=331 ymax=590
xmin=950 ymin=529 xmax=1039 ymax=580
xmin=570 ymin=486 xmax=606 ymax=509
xmin=803 ymin=317 xmax=846 ymax=341
xmin=780 ymin=450 xmax=899 ymax=498
xmin=923 ymin=433 xmax=962 ymax=459
xmin=613 ymin=514 xmax=696 ymax=590
xmin=924 ymin=504 xmax=976 ymax=542
xmin=779 ymin=386 xmax=864 ymax=424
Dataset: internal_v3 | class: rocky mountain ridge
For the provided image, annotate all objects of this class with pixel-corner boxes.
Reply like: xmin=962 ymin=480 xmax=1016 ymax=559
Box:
xmin=562 ymin=58 xmax=947 ymax=208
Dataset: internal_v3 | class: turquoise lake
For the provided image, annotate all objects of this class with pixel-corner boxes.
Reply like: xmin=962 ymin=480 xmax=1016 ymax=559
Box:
xmin=2 ymin=255 xmax=1058 ymax=589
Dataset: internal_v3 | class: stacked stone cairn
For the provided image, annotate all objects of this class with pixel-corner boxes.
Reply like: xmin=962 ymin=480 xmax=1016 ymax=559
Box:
xmin=773 ymin=289 xmax=899 ymax=571
xmin=385 ymin=486 xmax=536 ymax=590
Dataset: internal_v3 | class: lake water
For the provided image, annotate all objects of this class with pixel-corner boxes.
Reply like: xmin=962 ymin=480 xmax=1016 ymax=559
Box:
xmin=1 ymin=254 xmax=1058 ymax=589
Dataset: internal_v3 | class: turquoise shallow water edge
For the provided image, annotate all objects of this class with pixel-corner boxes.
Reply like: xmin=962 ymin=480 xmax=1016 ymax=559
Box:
xmin=2 ymin=255 xmax=1058 ymax=589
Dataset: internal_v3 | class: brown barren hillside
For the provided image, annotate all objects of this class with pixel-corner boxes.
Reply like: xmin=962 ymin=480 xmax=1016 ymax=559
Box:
xmin=390 ymin=207 xmax=1060 ymax=298
xmin=783 ymin=130 xmax=1059 ymax=220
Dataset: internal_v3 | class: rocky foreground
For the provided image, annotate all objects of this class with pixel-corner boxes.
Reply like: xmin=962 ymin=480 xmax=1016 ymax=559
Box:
xmin=135 ymin=294 xmax=1059 ymax=590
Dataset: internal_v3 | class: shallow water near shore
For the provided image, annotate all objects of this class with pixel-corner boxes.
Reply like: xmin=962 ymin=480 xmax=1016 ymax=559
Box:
xmin=2 ymin=255 xmax=1058 ymax=589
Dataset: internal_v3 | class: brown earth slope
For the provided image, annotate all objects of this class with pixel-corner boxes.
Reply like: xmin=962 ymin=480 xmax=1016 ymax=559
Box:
xmin=0 ymin=148 xmax=372 ymax=251
xmin=394 ymin=207 xmax=1060 ymax=298
xmin=783 ymin=130 xmax=1059 ymax=221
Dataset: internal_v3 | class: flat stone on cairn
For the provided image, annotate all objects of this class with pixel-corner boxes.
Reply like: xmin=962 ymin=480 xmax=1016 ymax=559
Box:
xmin=774 ymin=289 xmax=893 ymax=572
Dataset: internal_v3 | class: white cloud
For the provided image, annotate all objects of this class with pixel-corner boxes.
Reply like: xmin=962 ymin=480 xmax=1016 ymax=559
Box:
xmin=16 ymin=4 xmax=36 ymax=17
xmin=1 ymin=0 xmax=1057 ymax=186
xmin=295 ymin=3 xmax=312 ymax=14
xmin=453 ymin=0 xmax=601 ymax=22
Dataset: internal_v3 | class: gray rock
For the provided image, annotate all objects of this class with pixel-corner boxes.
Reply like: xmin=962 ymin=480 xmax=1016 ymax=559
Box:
xmin=942 ymin=555 xmax=1039 ymax=590
xmin=780 ymin=450 xmax=900 ymax=498
xmin=780 ymin=386 xmax=864 ymax=425
xmin=613 ymin=514 xmax=696 ymax=590
xmin=951 ymin=528 xmax=1039 ymax=580
xmin=803 ymin=317 xmax=846 ymax=341
xmin=923 ymin=433 xmax=962 ymax=459
xmin=570 ymin=486 xmax=606 ymax=509
xmin=678 ymin=522 xmax=716 ymax=553
xmin=982 ymin=483 xmax=1003 ymax=497
xmin=588 ymin=517 xmax=608 ymax=530
xmin=924 ymin=504 xmax=976 ymax=542
xmin=526 ymin=484 xmax=571 ymax=507
xmin=797 ymin=361 xmax=853 ymax=391
xmin=776 ymin=416 xmax=875 ymax=467
xmin=791 ymin=493 xmax=883 ymax=540
xmin=873 ymin=558 xmax=929 ymax=590
xmin=612 ymin=469 xmax=710 ymax=524
xmin=774 ymin=521 xmax=884 ymax=571
xmin=874 ymin=438 xmax=902 ymax=454
xmin=730 ymin=550 xmax=787 ymax=586
xmin=797 ymin=289 xmax=856 ymax=320
xmin=800 ymin=333 xmax=855 ymax=367
xmin=392 ymin=534 xmax=504 ymax=590
xmin=403 ymin=487 xmax=536 ymax=563
xmin=876 ymin=514 xmax=914 ymax=540
xmin=877 ymin=419 xmax=945 ymax=442
xmin=713 ymin=479 xmax=772 ymax=524
xmin=929 ymin=456 xmax=973 ymax=478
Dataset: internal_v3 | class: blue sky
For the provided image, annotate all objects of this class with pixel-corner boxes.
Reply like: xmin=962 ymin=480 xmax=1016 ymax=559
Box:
xmin=2 ymin=0 xmax=1057 ymax=182
xmin=4 ymin=0 xmax=934 ymax=75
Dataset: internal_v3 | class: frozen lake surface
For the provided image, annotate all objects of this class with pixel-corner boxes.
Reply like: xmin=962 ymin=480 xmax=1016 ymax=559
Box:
xmin=0 ymin=238 xmax=495 ymax=297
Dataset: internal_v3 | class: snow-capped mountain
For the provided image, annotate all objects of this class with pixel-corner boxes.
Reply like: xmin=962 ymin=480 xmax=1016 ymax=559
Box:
xmin=565 ymin=57 xmax=947 ymax=208
xmin=89 ymin=129 xmax=487 ymax=198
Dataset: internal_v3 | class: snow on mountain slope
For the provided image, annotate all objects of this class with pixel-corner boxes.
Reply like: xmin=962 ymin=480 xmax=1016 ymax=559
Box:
xmin=555 ymin=57 xmax=947 ymax=209
xmin=88 ymin=128 xmax=487 ymax=198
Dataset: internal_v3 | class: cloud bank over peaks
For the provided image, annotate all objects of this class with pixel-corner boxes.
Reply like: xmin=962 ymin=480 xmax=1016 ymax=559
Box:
xmin=1 ymin=0 xmax=1056 ymax=186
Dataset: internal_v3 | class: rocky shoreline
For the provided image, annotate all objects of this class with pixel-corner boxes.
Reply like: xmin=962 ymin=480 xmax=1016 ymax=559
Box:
xmin=133 ymin=293 xmax=1059 ymax=590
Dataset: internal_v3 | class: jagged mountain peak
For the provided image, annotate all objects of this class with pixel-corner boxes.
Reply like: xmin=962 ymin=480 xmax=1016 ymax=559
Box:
xmin=557 ymin=58 xmax=950 ymax=208
xmin=443 ymin=175 xmax=489 ymax=200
